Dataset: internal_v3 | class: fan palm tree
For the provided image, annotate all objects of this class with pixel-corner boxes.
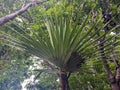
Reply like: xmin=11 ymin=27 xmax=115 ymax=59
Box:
xmin=0 ymin=13 xmax=116 ymax=90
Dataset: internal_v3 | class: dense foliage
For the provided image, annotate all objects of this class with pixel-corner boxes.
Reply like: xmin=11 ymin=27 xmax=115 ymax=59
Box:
xmin=0 ymin=0 xmax=120 ymax=90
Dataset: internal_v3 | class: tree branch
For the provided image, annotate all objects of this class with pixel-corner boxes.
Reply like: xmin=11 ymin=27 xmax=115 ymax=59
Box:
xmin=0 ymin=0 xmax=47 ymax=26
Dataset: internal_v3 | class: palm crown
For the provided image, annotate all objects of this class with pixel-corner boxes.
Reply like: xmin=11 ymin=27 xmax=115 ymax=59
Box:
xmin=0 ymin=13 xmax=114 ymax=73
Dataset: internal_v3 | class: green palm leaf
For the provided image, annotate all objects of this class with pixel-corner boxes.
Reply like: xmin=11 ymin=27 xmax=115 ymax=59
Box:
xmin=1 ymin=13 xmax=118 ymax=72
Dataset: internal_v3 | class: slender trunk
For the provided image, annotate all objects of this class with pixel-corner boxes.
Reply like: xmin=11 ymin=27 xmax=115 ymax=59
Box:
xmin=116 ymin=67 xmax=120 ymax=85
xmin=95 ymin=1 xmax=120 ymax=88
xmin=59 ymin=71 xmax=70 ymax=90
xmin=102 ymin=54 xmax=120 ymax=90
xmin=111 ymin=83 xmax=120 ymax=90
xmin=98 ymin=38 xmax=120 ymax=90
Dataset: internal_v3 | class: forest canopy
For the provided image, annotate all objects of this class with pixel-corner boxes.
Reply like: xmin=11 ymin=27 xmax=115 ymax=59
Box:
xmin=0 ymin=0 xmax=120 ymax=90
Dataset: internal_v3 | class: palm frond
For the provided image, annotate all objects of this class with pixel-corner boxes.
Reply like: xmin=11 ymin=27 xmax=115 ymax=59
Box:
xmin=1 ymin=13 xmax=118 ymax=72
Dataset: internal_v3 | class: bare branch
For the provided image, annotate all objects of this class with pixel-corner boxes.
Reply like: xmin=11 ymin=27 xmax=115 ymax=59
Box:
xmin=0 ymin=0 xmax=48 ymax=26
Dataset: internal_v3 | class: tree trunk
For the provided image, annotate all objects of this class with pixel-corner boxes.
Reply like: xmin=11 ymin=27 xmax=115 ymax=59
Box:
xmin=98 ymin=39 xmax=120 ymax=90
xmin=59 ymin=71 xmax=70 ymax=90
xmin=108 ymin=73 xmax=120 ymax=90
xmin=95 ymin=0 xmax=120 ymax=87
xmin=111 ymin=83 xmax=120 ymax=90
